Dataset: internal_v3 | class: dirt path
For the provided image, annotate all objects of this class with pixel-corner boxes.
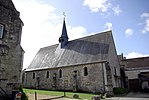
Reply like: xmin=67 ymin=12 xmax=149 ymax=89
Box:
xmin=26 ymin=93 xmax=77 ymax=100
xmin=27 ymin=93 xmax=59 ymax=100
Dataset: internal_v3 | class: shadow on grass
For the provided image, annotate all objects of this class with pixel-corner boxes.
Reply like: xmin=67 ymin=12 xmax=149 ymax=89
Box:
xmin=38 ymin=96 xmax=82 ymax=100
xmin=38 ymin=96 xmax=63 ymax=100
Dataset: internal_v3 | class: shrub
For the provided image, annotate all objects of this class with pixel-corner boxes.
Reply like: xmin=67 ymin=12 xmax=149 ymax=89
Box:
xmin=92 ymin=95 xmax=100 ymax=100
xmin=73 ymin=94 xmax=79 ymax=98
xmin=19 ymin=85 xmax=28 ymax=100
xmin=142 ymin=87 xmax=149 ymax=93
xmin=113 ymin=87 xmax=126 ymax=94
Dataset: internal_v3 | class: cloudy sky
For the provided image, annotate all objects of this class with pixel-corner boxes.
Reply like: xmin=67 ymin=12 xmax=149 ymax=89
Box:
xmin=12 ymin=0 xmax=149 ymax=69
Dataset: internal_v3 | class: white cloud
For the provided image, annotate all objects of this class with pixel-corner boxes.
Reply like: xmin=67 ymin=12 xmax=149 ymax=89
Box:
xmin=140 ymin=13 xmax=149 ymax=34
xmin=83 ymin=0 xmax=121 ymax=16
xmin=142 ymin=18 xmax=149 ymax=34
xmin=68 ymin=26 xmax=87 ymax=40
xmin=141 ymin=13 xmax=149 ymax=18
xmin=104 ymin=22 xmax=112 ymax=30
xmin=126 ymin=52 xmax=149 ymax=59
xmin=83 ymin=0 xmax=111 ymax=12
xmin=12 ymin=0 xmax=87 ymax=69
xmin=125 ymin=28 xmax=134 ymax=37
xmin=12 ymin=0 xmax=59 ymax=69
xmin=90 ymin=32 xmax=97 ymax=35
xmin=112 ymin=5 xmax=121 ymax=16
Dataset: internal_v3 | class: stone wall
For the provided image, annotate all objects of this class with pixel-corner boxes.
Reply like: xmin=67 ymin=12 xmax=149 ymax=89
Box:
xmin=106 ymin=31 xmax=121 ymax=87
xmin=25 ymin=62 xmax=113 ymax=93
xmin=0 ymin=0 xmax=24 ymax=95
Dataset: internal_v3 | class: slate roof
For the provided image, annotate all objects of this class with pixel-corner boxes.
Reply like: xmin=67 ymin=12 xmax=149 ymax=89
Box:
xmin=121 ymin=56 xmax=149 ymax=68
xmin=27 ymin=30 xmax=114 ymax=70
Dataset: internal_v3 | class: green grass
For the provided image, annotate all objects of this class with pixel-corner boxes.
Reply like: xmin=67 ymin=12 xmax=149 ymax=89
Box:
xmin=23 ymin=88 xmax=101 ymax=100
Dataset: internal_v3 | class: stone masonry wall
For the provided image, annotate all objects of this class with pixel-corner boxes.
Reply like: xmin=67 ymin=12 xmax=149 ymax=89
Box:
xmin=0 ymin=0 xmax=24 ymax=95
xmin=25 ymin=62 xmax=113 ymax=93
xmin=106 ymin=31 xmax=121 ymax=87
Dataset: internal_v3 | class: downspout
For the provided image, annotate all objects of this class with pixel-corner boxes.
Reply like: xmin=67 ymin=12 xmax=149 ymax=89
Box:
xmin=25 ymin=72 xmax=27 ymax=87
xmin=102 ymin=62 xmax=105 ymax=92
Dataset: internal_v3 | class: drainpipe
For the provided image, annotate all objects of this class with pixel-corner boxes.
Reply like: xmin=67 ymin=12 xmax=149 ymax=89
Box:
xmin=25 ymin=72 xmax=27 ymax=87
xmin=102 ymin=62 xmax=105 ymax=92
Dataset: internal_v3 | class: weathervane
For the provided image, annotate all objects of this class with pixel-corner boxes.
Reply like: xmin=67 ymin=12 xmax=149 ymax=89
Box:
xmin=63 ymin=12 xmax=66 ymax=19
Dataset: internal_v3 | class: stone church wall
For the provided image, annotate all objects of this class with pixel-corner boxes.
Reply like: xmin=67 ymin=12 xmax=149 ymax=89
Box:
xmin=106 ymin=32 xmax=121 ymax=87
xmin=25 ymin=62 xmax=110 ymax=93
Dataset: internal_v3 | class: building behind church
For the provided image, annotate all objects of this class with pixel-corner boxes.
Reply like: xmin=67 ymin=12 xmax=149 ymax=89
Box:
xmin=24 ymin=17 xmax=121 ymax=94
xmin=0 ymin=0 xmax=24 ymax=99
xmin=119 ymin=55 xmax=149 ymax=92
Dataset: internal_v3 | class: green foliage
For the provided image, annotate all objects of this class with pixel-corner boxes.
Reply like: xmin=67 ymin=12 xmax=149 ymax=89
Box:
xmin=73 ymin=94 xmax=79 ymax=98
xmin=19 ymin=85 xmax=28 ymax=100
xmin=101 ymin=95 xmax=106 ymax=99
xmin=113 ymin=87 xmax=127 ymax=94
xmin=92 ymin=95 xmax=101 ymax=100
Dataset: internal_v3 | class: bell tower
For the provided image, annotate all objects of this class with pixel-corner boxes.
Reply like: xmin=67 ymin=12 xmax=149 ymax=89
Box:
xmin=59 ymin=13 xmax=69 ymax=48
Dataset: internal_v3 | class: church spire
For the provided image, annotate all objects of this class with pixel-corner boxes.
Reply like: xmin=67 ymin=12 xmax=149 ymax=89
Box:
xmin=59 ymin=12 xmax=69 ymax=48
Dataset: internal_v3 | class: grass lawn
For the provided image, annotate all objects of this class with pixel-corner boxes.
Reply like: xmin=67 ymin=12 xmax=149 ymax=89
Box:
xmin=23 ymin=88 xmax=101 ymax=100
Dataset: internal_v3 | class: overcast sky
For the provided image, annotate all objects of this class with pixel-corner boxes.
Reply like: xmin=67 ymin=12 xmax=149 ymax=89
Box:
xmin=12 ymin=0 xmax=149 ymax=69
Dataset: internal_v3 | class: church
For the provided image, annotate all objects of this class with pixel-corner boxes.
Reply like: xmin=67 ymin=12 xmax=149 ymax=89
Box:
xmin=24 ymin=17 xmax=121 ymax=94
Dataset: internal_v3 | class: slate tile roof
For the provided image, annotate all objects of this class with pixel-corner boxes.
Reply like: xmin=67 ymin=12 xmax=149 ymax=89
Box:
xmin=27 ymin=31 xmax=113 ymax=70
xmin=121 ymin=57 xmax=149 ymax=68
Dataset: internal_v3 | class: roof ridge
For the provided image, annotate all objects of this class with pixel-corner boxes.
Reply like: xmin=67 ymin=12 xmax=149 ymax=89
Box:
xmin=71 ymin=30 xmax=112 ymax=41
xmin=39 ymin=30 xmax=112 ymax=50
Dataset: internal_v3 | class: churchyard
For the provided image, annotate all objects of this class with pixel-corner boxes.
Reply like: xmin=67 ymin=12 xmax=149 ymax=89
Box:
xmin=23 ymin=88 xmax=101 ymax=100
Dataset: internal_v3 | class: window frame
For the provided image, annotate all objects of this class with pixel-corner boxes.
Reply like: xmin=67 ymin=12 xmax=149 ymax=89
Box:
xmin=84 ymin=67 xmax=88 ymax=76
xmin=46 ymin=71 xmax=50 ymax=78
xmin=33 ymin=72 xmax=36 ymax=79
xmin=59 ymin=69 xmax=62 ymax=78
xmin=0 ymin=24 xmax=4 ymax=39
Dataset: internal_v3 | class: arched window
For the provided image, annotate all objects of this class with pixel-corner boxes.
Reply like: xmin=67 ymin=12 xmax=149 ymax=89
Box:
xmin=84 ymin=67 xmax=88 ymax=76
xmin=59 ymin=69 xmax=62 ymax=78
xmin=33 ymin=72 xmax=35 ymax=79
xmin=46 ymin=71 xmax=49 ymax=78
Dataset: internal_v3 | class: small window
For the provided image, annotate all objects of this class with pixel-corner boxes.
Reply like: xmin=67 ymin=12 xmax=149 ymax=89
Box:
xmin=33 ymin=72 xmax=36 ymax=79
xmin=84 ymin=67 xmax=88 ymax=76
xmin=46 ymin=71 xmax=50 ymax=78
xmin=0 ymin=24 xmax=4 ymax=38
xmin=114 ymin=67 xmax=117 ymax=75
xmin=59 ymin=69 xmax=62 ymax=78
